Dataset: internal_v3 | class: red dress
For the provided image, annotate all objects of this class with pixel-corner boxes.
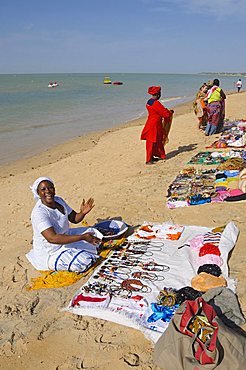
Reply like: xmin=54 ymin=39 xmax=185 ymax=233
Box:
xmin=141 ymin=98 xmax=172 ymax=162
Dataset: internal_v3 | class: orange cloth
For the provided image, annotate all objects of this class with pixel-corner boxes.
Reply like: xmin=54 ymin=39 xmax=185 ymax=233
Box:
xmin=191 ymin=272 xmax=227 ymax=292
xmin=163 ymin=112 xmax=173 ymax=145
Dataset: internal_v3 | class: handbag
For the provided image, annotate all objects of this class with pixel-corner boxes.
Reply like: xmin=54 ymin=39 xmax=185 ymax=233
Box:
xmin=154 ymin=297 xmax=246 ymax=370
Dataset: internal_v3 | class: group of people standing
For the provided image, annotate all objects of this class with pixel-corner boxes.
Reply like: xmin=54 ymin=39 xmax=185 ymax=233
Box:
xmin=140 ymin=78 xmax=228 ymax=168
xmin=193 ymin=79 xmax=226 ymax=136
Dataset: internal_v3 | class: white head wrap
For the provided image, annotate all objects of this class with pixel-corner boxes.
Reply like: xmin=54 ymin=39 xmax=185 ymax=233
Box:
xmin=30 ymin=177 xmax=54 ymax=201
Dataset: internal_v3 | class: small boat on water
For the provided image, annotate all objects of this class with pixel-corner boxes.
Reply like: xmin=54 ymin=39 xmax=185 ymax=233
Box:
xmin=113 ymin=81 xmax=123 ymax=85
xmin=48 ymin=81 xmax=59 ymax=88
xmin=103 ymin=77 xmax=112 ymax=84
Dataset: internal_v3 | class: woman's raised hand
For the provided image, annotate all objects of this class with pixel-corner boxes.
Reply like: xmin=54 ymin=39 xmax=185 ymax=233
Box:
xmin=80 ymin=197 xmax=95 ymax=215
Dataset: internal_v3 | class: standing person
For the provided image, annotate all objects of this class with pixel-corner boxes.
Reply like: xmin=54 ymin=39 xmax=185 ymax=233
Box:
xmin=193 ymin=83 xmax=209 ymax=130
xmin=204 ymin=79 xmax=226 ymax=136
xmin=236 ymin=79 xmax=242 ymax=93
xmin=26 ymin=177 xmax=102 ymax=272
xmin=140 ymin=86 xmax=173 ymax=164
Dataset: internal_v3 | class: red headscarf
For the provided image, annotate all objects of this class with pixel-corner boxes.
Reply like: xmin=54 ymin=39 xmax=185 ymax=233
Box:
xmin=148 ymin=86 xmax=161 ymax=95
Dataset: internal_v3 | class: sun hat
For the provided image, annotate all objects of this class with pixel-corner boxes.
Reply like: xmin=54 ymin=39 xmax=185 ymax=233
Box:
xmin=148 ymin=86 xmax=161 ymax=95
xmin=199 ymin=243 xmax=221 ymax=257
xmin=197 ymin=264 xmax=222 ymax=277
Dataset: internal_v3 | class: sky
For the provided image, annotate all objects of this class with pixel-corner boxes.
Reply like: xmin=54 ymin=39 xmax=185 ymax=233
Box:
xmin=0 ymin=0 xmax=246 ymax=74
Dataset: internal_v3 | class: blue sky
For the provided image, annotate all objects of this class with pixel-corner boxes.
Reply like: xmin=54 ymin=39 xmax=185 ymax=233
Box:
xmin=1 ymin=0 xmax=245 ymax=74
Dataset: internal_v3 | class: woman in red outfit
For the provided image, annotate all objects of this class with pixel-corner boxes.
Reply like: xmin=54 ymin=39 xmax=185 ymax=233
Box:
xmin=140 ymin=86 xmax=173 ymax=164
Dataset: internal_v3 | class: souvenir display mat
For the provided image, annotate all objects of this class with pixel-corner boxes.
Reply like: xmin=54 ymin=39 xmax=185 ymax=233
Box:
xmin=166 ymin=167 xmax=244 ymax=209
xmin=65 ymin=222 xmax=238 ymax=343
xmin=208 ymin=120 xmax=246 ymax=149
xmin=187 ymin=149 xmax=245 ymax=166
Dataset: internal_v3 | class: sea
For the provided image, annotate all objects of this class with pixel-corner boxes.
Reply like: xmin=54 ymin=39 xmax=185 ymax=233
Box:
xmin=0 ymin=73 xmax=238 ymax=166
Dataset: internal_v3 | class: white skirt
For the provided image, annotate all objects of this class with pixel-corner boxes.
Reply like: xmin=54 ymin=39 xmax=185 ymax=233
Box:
xmin=48 ymin=227 xmax=102 ymax=272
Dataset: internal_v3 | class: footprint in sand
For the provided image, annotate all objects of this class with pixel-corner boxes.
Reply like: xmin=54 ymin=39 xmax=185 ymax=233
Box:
xmin=123 ymin=352 xmax=140 ymax=366
xmin=0 ymin=329 xmax=27 ymax=357
xmin=56 ymin=356 xmax=83 ymax=370
xmin=26 ymin=296 xmax=40 ymax=315
xmin=38 ymin=320 xmax=56 ymax=340
xmin=96 ymin=332 xmax=124 ymax=346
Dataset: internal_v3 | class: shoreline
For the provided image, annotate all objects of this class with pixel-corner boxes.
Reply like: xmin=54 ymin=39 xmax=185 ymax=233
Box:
xmin=1 ymin=88 xmax=238 ymax=178
xmin=0 ymin=99 xmax=194 ymax=178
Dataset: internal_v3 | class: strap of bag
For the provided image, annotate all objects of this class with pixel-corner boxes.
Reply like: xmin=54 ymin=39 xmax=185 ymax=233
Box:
xmin=191 ymin=326 xmax=219 ymax=366
xmin=175 ymin=298 xmax=220 ymax=366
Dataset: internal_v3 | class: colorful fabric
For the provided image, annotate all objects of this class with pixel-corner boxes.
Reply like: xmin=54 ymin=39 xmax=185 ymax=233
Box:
xmin=133 ymin=222 xmax=184 ymax=240
xmin=26 ymin=238 xmax=125 ymax=290
xmin=66 ymin=222 xmax=238 ymax=343
xmin=203 ymin=232 xmax=222 ymax=247
xmin=207 ymin=120 xmax=246 ymax=149
xmin=167 ymin=167 xmax=242 ymax=209
xmin=207 ymin=101 xmax=222 ymax=127
xmin=187 ymin=149 xmax=245 ymax=166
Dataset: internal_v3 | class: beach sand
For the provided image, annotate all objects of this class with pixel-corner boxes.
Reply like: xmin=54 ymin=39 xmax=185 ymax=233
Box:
xmin=0 ymin=92 xmax=245 ymax=369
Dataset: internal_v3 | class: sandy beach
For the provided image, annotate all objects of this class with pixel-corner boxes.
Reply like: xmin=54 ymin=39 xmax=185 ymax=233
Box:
xmin=0 ymin=92 xmax=245 ymax=370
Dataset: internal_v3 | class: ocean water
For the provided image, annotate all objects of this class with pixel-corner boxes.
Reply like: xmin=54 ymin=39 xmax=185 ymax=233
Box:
xmin=0 ymin=73 xmax=238 ymax=165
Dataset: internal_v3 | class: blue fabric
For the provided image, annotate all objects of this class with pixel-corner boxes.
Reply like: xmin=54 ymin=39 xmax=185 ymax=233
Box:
xmin=224 ymin=170 xmax=240 ymax=177
xmin=147 ymin=303 xmax=179 ymax=323
xmin=205 ymin=123 xmax=217 ymax=135
xmin=147 ymin=98 xmax=156 ymax=106
xmin=189 ymin=195 xmax=211 ymax=205
xmin=215 ymin=177 xmax=227 ymax=183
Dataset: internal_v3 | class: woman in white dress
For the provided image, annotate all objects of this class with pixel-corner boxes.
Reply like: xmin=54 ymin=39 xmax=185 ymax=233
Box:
xmin=26 ymin=177 xmax=102 ymax=272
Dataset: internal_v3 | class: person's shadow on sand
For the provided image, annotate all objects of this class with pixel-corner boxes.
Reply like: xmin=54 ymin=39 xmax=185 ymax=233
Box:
xmin=166 ymin=143 xmax=198 ymax=160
